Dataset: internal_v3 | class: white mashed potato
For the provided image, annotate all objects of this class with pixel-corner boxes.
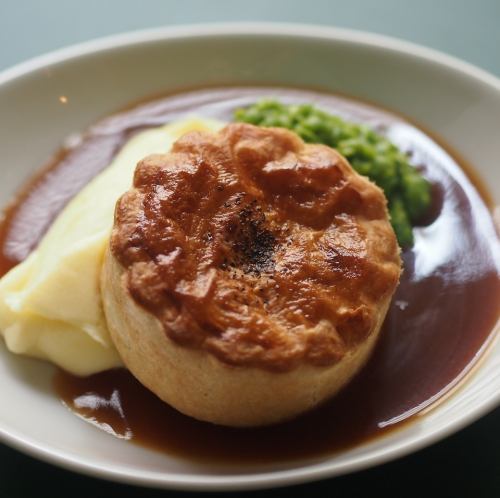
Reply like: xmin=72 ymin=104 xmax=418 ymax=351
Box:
xmin=0 ymin=117 xmax=224 ymax=375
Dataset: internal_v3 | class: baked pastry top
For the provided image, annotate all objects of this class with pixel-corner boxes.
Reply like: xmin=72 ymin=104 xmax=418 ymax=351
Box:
xmin=110 ymin=123 xmax=401 ymax=372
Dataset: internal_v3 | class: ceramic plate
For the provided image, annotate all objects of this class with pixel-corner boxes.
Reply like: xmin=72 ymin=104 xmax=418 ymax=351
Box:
xmin=0 ymin=23 xmax=499 ymax=491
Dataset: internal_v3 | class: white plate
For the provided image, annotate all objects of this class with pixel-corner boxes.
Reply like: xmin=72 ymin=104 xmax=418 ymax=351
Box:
xmin=0 ymin=23 xmax=499 ymax=491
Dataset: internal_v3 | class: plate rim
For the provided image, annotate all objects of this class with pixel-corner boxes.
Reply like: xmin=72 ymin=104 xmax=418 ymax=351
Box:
xmin=1 ymin=22 xmax=500 ymax=91
xmin=0 ymin=22 xmax=499 ymax=491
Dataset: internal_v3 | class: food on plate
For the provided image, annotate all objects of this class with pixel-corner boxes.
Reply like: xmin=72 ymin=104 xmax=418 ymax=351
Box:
xmin=101 ymin=122 xmax=401 ymax=426
xmin=0 ymin=118 xmax=223 ymax=375
xmin=0 ymin=87 xmax=497 ymax=448
xmin=235 ymin=100 xmax=431 ymax=247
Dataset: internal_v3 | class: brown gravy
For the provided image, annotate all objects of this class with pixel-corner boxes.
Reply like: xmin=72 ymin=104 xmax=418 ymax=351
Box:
xmin=1 ymin=87 xmax=499 ymax=463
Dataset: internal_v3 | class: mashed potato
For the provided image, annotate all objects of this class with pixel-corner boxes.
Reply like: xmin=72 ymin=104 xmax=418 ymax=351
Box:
xmin=0 ymin=117 xmax=224 ymax=375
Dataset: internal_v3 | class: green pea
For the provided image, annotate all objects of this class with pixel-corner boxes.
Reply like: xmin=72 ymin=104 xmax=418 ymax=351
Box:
xmin=389 ymin=197 xmax=414 ymax=247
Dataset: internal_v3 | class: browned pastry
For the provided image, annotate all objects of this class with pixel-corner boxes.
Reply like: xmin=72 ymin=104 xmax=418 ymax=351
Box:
xmin=101 ymin=123 xmax=401 ymax=426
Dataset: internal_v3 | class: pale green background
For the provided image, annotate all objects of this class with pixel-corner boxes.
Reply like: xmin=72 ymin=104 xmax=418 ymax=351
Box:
xmin=0 ymin=1 xmax=499 ymax=497
xmin=0 ymin=0 xmax=499 ymax=77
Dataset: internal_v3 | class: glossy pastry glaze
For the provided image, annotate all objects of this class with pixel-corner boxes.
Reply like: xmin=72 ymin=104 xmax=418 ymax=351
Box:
xmin=111 ymin=123 xmax=400 ymax=370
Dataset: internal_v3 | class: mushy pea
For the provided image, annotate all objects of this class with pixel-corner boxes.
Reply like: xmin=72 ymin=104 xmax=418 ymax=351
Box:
xmin=234 ymin=100 xmax=431 ymax=247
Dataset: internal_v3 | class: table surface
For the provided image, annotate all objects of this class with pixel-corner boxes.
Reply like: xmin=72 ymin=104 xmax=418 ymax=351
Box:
xmin=0 ymin=1 xmax=499 ymax=496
